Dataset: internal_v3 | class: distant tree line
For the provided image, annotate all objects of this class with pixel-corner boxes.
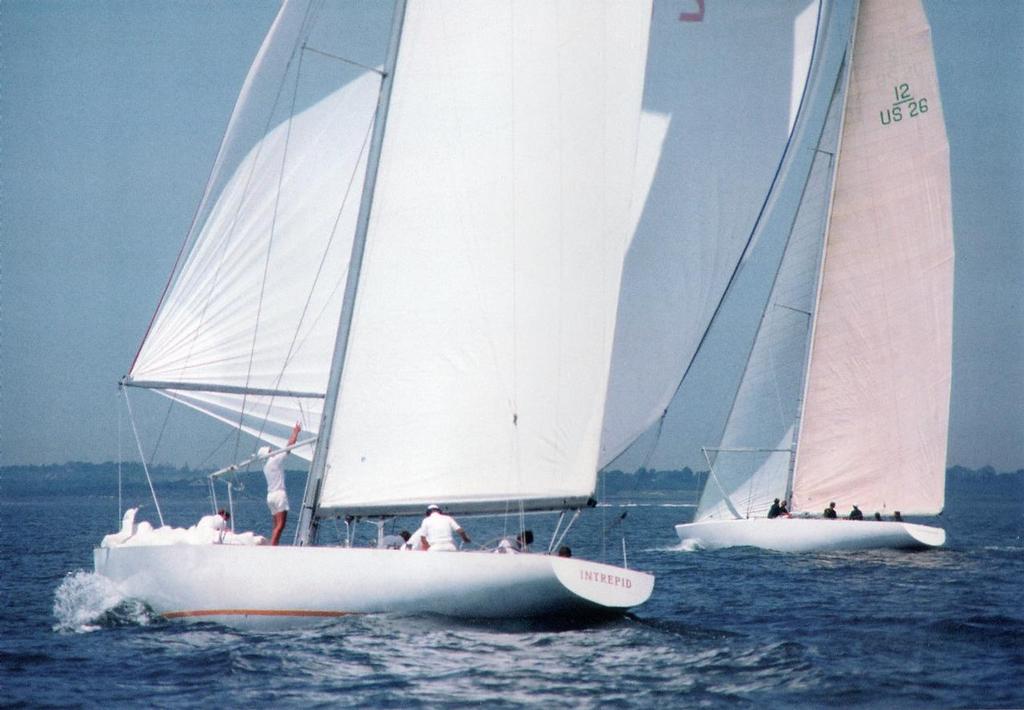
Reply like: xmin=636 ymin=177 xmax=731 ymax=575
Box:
xmin=1 ymin=461 xmax=1021 ymax=497
xmin=598 ymin=467 xmax=706 ymax=495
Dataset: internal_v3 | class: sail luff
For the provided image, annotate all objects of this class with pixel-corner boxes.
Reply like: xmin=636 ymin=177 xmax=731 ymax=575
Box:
xmin=296 ymin=0 xmax=408 ymax=545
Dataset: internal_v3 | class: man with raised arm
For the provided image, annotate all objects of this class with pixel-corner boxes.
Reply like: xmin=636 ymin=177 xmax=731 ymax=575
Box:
xmin=261 ymin=421 xmax=301 ymax=545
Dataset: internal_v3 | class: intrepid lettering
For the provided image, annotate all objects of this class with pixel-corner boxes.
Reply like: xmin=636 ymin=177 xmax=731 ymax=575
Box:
xmin=579 ymin=569 xmax=633 ymax=589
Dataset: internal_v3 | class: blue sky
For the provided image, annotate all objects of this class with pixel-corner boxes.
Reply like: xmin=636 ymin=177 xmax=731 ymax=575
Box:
xmin=2 ymin=1 xmax=1021 ymax=471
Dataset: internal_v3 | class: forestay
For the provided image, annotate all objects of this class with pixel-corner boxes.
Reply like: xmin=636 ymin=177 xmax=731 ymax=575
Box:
xmin=316 ymin=1 xmax=653 ymax=516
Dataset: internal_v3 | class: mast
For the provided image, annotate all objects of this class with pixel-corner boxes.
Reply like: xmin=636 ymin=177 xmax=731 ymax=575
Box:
xmin=788 ymin=0 xmax=860 ymax=510
xmin=295 ymin=0 xmax=408 ymax=546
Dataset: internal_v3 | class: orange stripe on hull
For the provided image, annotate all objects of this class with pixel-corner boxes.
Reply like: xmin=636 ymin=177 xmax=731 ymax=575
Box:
xmin=164 ymin=609 xmax=356 ymax=619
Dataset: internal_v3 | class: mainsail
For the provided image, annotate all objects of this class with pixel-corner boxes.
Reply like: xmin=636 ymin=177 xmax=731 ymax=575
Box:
xmin=695 ymin=0 xmax=954 ymax=521
xmin=791 ymin=0 xmax=954 ymax=515
xmin=315 ymin=1 xmax=653 ymax=517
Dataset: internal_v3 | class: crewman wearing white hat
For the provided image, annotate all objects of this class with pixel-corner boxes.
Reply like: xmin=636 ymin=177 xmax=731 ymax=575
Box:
xmin=409 ymin=504 xmax=470 ymax=551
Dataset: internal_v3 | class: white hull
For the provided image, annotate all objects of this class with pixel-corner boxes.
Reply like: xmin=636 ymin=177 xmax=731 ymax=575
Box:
xmin=675 ymin=518 xmax=945 ymax=553
xmin=94 ymin=545 xmax=653 ymax=628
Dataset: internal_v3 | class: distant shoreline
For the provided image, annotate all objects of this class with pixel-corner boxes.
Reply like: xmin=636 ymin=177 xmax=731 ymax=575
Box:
xmin=2 ymin=462 xmax=1020 ymax=497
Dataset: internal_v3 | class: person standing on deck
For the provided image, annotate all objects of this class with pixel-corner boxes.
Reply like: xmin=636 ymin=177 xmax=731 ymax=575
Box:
xmin=410 ymin=505 xmax=470 ymax=551
xmin=261 ymin=421 xmax=301 ymax=546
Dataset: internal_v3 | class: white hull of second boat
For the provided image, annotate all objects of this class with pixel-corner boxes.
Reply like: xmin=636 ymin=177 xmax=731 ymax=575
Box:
xmin=94 ymin=545 xmax=654 ymax=628
xmin=674 ymin=518 xmax=945 ymax=553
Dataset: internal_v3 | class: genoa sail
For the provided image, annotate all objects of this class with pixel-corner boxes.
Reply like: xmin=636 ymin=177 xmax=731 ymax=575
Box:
xmin=695 ymin=0 xmax=852 ymax=521
xmin=599 ymin=0 xmax=824 ymax=467
xmin=696 ymin=56 xmax=848 ymax=521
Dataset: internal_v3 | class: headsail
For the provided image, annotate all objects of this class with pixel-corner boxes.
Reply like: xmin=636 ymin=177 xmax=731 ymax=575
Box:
xmin=695 ymin=1 xmax=852 ymax=520
xmin=126 ymin=2 xmax=391 ymax=453
xmin=599 ymin=0 xmax=824 ymax=467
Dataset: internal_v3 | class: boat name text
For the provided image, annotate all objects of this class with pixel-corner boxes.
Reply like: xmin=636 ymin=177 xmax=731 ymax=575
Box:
xmin=579 ymin=569 xmax=633 ymax=589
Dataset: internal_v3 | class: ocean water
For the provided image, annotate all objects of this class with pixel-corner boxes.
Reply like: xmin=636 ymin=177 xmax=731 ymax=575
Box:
xmin=2 ymin=474 xmax=1022 ymax=708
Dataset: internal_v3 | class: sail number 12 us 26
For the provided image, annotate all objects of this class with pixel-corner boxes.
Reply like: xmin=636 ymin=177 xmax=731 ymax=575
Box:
xmin=879 ymin=83 xmax=928 ymax=126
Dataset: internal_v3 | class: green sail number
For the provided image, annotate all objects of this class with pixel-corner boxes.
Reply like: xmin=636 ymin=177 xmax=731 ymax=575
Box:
xmin=880 ymin=82 xmax=928 ymax=126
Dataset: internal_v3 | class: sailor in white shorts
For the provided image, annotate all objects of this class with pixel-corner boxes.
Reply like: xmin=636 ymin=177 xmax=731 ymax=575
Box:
xmin=261 ymin=421 xmax=301 ymax=545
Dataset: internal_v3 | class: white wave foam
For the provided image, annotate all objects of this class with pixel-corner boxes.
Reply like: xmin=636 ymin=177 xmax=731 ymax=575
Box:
xmin=52 ymin=570 xmax=154 ymax=633
xmin=677 ymin=539 xmax=705 ymax=552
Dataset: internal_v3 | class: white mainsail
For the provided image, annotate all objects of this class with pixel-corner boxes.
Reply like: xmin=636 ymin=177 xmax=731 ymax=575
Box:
xmin=316 ymin=1 xmax=653 ymax=516
xmin=693 ymin=0 xmax=954 ymax=524
xmin=791 ymin=0 xmax=954 ymax=515
xmin=599 ymin=0 xmax=823 ymax=467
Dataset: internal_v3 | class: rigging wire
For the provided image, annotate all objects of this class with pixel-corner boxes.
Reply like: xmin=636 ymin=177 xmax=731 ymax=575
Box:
xmin=128 ymin=32 xmax=310 ymax=474
xmin=121 ymin=386 xmax=165 ymax=527
xmin=117 ymin=388 xmax=123 ymax=525
xmin=249 ymin=69 xmax=379 ymax=448
xmin=302 ymin=46 xmax=385 ymax=76
xmin=234 ymin=34 xmax=309 ymax=464
xmin=145 ymin=390 xmax=177 ymax=467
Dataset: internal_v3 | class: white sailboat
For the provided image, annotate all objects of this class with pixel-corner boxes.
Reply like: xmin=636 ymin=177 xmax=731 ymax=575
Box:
xmin=675 ymin=0 xmax=954 ymax=553
xmin=96 ymin=0 xmax=657 ymax=626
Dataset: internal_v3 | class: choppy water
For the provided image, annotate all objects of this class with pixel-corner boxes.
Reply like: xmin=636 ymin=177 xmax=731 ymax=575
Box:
xmin=2 ymin=475 xmax=1022 ymax=708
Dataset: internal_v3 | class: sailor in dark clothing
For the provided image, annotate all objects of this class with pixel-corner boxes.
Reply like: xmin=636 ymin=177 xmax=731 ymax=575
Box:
xmin=823 ymin=501 xmax=837 ymax=519
xmin=848 ymin=504 xmax=864 ymax=520
xmin=874 ymin=512 xmax=882 ymax=521
xmin=767 ymin=498 xmax=782 ymax=519
xmin=893 ymin=511 xmax=903 ymax=522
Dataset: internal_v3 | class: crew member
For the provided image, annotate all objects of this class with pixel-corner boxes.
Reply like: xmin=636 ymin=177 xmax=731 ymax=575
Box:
xmin=410 ymin=504 xmax=470 ymax=551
